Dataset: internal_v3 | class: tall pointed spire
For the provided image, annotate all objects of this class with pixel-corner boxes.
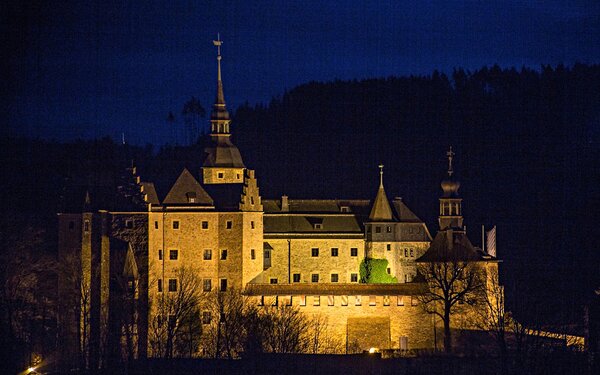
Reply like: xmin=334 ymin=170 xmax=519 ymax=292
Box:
xmin=369 ymin=164 xmax=394 ymax=221
xmin=210 ymin=33 xmax=230 ymax=133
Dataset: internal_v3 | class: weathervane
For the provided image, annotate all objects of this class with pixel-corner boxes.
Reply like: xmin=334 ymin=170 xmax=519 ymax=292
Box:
xmin=213 ymin=33 xmax=223 ymax=81
xmin=379 ymin=164 xmax=384 ymax=186
xmin=446 ymin=146 xmax=455 ymax=176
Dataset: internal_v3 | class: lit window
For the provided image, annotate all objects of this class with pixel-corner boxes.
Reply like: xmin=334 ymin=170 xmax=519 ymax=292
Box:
xmin=311 ymin=274 xmax=319 ymax=283
xmin=220 ymin=279 xmax=227 ymax=292
xmin=172 ymin=221 xmax=179 ymax=230
xmin=226 ymin=221 xmax=232 ymax=229
xmin=270 ymin=278 xmax=278 ymax=284
xmin=300 ymin=295 xmax=306 ymax=306
xmin=311 ymin=248 xmax=319 ymax=257
xmin=169 ymin=250 xmax=178 ymax=260
xmin=314 ymin=296 xmax=320 ymax=306
xmin=84 ymin=220 xmax=90 ymax=232
xmin=350 ymin=273 xmax=358 ymax=282
xmin=158 ymin=250 xmax=163 ymax=260
xmin=157 ymin=279 xmax=163 ymax=292
xmin=202 ymin=311 xmax=211 ymax=324
xmin=331 ymin=274 xmax=339 ymax=283
xmin=251 ymin=249 xmax=255 ymax=260
xmin=293 ymin=273 xmax=300 ymax=283
xmin=369 ymin=296 xmax=376 ymax=306
xmin=331 ymin=248 xmax=338 ymax=257
xmin=375 ymin=226 xmax=381 ymax=233
xmin=203 ymin=279 xmax=212 ymax=292
xmin=201 ymin=221 xmax=208 ymax=229
xmin=220 ymin=249 xmax=227 ymax=260
xmin=350 ymin=248 xmax=358 ymax=257
xmin=398 ymin=296 xmax=405 ymax=306
xmin=168 ymin=279 xmax=177 ymax=292
xmin=203 ymin=249 xmax=212 ymax=260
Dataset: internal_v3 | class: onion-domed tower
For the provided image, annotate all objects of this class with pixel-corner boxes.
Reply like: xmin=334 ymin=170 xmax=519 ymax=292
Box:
xmin=438 ymin=147 xmax=464 ymax=231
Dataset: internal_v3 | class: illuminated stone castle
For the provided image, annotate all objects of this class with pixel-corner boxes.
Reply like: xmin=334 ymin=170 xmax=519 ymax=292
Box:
xmin=57 ymin=38 xmax=499 ymax=364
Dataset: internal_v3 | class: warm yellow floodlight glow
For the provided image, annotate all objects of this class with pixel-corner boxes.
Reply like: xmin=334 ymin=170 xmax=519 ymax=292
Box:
xmin=369 ymin=347 xmax=377 ymax=354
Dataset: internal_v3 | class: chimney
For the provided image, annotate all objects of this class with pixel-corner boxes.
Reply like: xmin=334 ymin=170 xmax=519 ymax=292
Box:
xmin=281 ymin=195 xmax=289 ymax=212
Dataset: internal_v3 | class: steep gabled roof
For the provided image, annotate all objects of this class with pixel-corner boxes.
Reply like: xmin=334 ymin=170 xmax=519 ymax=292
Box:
xmin=417 ymin=230 xmax=489 ymax=262
xmin=391 ymin=198 xmax=422 ymax=223
xmin=163 ymin=168 xmax=213 ymax=205
xmin=141 ymin=182 xmax=160 ymax=205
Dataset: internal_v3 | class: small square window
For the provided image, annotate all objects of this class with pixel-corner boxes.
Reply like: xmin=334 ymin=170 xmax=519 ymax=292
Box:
xmin=270 ymin=278 xmax=278 ymax=284
xmin=125 ymin=220 xmax=134 ymax=229
xmin=311 ymin=248 xmax=319 ymax=257
xmin=293 ymin=273 xmax=301 ymax=283
xmin=202 ymin=311 xmax=212 ymax=324
xmin=331 ymin=248 xmax=338 ymax=257
xmin=218 ymin=172 xmax=224 ymax=179
xmin=251 ymin=221 xmax=255 ymax=229
xmin=204 ymin=249 xmax=212 ymax=260
xmin=154 ymin=221 xmax=158 ymax=229
xmin=314 ymin=223 xmax=322 ymax=229
xmin=350 ymin=273 xmax=358 ymax=283
xmin=226 ymin=221 xmax=232 ymax=229
xmin=201 ymin=221 xmax=208 ymax=229
xmin=157 ymin=279 xmax=163 ymax=292
xmin=220 ymin=249 xmax=227 ymax=260
xmin=203 ymin=279 xmax=212 ymax=292
xmin=251 ymin=249 xmax=256 ymax=260
xmin=168 ymin=279 xmax=177 ymax=292
xmin=331 ymin=274 xmax=339 ymax=283
xmin=375 ymin=226 xmax=381 ymax=233
xmin=158 ymin=250 xmax=163 ymax=260
xmin=311 ymin=274 xmax=319 ymax=283
xmin=172 ymin=221 xmax=179 ymax=230
xmin=84 ymin=220 xmax=90 ymax=232
xmin=169 ymin=250 xmax=178 ymax=260
xmin=351 ymin=248 xmax=358 ymax=257
xmin=387 ymin=244 xmax=391 ymax=251
xmin=220 ymin=279 xmax=227 ymax=292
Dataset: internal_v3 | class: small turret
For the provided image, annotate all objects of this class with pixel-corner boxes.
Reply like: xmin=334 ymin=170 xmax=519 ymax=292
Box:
xmin=438 ymin=147 xmax=464 ymax=230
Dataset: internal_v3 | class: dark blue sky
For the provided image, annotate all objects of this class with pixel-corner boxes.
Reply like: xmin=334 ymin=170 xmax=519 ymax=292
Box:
xmin=4 ymin=0 xmax=600 ymax=145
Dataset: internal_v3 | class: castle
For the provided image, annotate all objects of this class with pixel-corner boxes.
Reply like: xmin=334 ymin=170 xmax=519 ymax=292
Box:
xmin=57 ymin=38 xmax=499 ymax=365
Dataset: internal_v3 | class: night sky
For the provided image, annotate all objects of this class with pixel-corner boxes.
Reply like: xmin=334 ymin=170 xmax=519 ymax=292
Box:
xmin=4 ymin=0 xmax=600 ymax=145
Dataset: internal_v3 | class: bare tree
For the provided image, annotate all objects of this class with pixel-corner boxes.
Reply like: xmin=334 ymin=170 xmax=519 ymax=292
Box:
xmin=262 ymin=304 xmax=309 ymax=353
xmin=149 ymin=266 xmax=202 ymax=358
xmin=182 ymin=97 xmax=206 ymax=145
xmin=306 ymin=314 xmax=344 ymax=354
xmin=417 ymin=257 xmax=484 ymax=353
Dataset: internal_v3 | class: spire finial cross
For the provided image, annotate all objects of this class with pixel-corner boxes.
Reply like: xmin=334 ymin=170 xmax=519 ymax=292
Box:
xmin=378 ymin=164 xmax=384 ymax=186
xmin=446 ymin=146 xmax=455 ymax=176
xmin=213 ymin=33 xmax=223 ymax=81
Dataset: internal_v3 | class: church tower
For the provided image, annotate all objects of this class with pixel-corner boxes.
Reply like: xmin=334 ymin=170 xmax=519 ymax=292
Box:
xmin=365 ymin=165 xmax=396 ymax=260
xmin=438 ymin=147 xmax=464 ymax=231
xmin=202 ymin=35 xmax=246 ymax=184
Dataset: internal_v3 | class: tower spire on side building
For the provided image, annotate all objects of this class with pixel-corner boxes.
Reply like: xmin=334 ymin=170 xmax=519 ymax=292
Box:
xmin=368 ymin=164 xmax=393 ymax=221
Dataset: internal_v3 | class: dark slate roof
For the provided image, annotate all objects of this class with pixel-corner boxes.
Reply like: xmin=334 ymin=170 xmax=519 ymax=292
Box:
xmin=244 ymin=282 xmax=427 ymax=296
xmin=417 ymin=230 xmax=495 ymax=262
xmin=202 ymin=183 xmax=245 ymax=210
xmin=263 ymin=199 xmax=372 ymax=214
xmin=391 ymin=198 xmax=422 ymax=223
xmin=264 ymin=215 xmax=363 ymax=234
xmin=369 ymin=183 xmax=394 ymax=221
xmin=141 ymin=182 xmax=160 ymax=205
xmin=163 ymin=169 xmax=214 ymax=206
xmin=203 ymin=135 xmax=245 ymax=168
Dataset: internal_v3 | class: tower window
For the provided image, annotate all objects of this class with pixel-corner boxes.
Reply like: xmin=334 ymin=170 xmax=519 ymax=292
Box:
xmin=220 ymin=249 xmax=228 ymax=260
xmin=202 ymin=221 xmax=208 ymax=229
xmin=84 ymin=220 xmax=90 ymax=232
xmin=168 ymin=279 xmax=177 ymax=292
xmin=331 ymin=248 xmax=338 ymax=257
xmin=251 ymin=249 xmax=256 ymax=260
xmin=172 ymin=221 xmax=179 ymax=229
xmin=386 ymin=226 xmax=392 ymax=233
xmin=311 ymin=248 xmax=319 ymax=257
xmin=314 ymin=223 xmax=322 ymax=229
xmin=251 ymin=221 xmax=255 ymax=229
xmin=154 ymin=221 xmax=158 ymax=229
xmin=169 ymin=250 xmax=178 ymax=260
xmin=351 ymin=248 xmax=358 ymax=257
xmin=218 ymin=172 xmax=224 ymax=179
xmin=375 ymin=226 xmax=381 ymax=233
xmin=226 ymin=220 xmax=232 ymax=229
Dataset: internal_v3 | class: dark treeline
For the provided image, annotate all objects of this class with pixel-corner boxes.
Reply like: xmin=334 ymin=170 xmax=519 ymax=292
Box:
xmin=0 ymin=64 xmax=599 ymax=371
